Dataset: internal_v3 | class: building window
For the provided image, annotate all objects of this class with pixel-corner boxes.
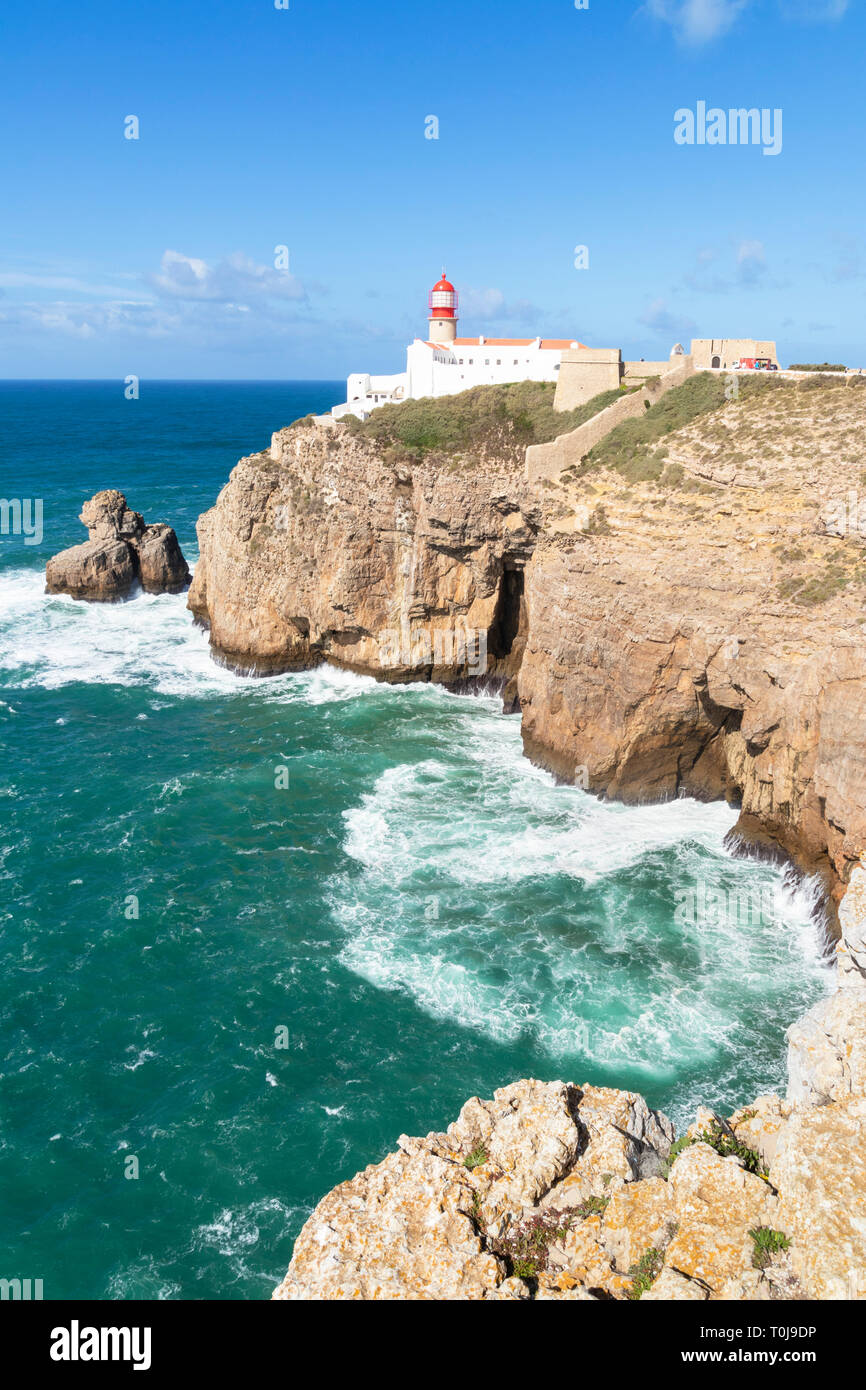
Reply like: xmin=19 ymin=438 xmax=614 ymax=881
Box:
xmin=513 ymin=359 xmax=518 ymax=365
xmin=458 ymin=359 xmax=463 ymax=364
xmin=496 ymin=359 xmax=501 ymax=365
xmin=485 ymin=359 xmax=490 ymax=365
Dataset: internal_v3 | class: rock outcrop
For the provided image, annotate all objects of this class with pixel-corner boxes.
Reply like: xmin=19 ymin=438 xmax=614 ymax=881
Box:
xmin=273 ymin=861 xmax=866 ymax=1301
xmin=271 ymin=1079 xmax=822 ymax=1302
xmin=188 ymin=427 xmax=534 ymax=687
xmin=190 ymin=380 xmax=866 ymax=905
xmin=787 ymin=858 xmax=866 ymax=1106
xmin=273 ymin=1080 xmax=674 ymax=1302
xmin=46 ymin=490 xmax=190 ymax=601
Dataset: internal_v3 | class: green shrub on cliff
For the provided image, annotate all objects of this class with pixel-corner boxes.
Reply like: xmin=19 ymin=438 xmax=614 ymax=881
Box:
xmin=487 ymin=1208 xmax=578 ymax=1279
xmin=338 ymin=380 xmax=622 ymax=466
xmin=627 ymin=1247 xmax=664 ymax=1299
xmin=579 ymin=372 xmax=789 ymax=482
xmin=581 ymin=373 xmax=728 ymax=476
xmin=749 ymin=1227 xmax=791 ymax=1269
xmin=463 ymin=1144 xmax=488 ymax=1170
xmin=664 ymin=1118 xmax=768 ymax=1179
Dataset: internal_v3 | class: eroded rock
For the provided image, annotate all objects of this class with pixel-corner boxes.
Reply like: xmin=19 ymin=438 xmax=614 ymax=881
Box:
xmin=273 ymin=1080 xmax=672 ymax=1301
xmin=191 ymin=390 xmax=866 ymax=900
xmin=772 ymin=1095 xmax=866 ymax=1299
xmin=46 ymin=490 xmax=190 ymax=601
xmin=663 ymin=1143 xmax=778 ymax=1293
xmin=787 ymin=860 xmax=866 ymax=1106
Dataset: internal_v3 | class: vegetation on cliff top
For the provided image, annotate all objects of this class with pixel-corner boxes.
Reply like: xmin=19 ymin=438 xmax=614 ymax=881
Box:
xmin=788 ymin=362 xmax=847 ymax=372
xmin=337 ymin=379 xmax=623 ymax=466
xmin=579 ymin=372 xmax=752 ymax=482
xmin=574 ymin=370 xmax=863 ymax=486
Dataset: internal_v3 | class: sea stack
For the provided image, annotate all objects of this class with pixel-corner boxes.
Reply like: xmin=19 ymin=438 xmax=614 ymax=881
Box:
xmin=45 ymin=490 xmax=190 ymax=601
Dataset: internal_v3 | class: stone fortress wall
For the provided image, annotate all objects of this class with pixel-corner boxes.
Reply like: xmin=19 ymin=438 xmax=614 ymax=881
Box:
xmin=690 ymin=338 xmax=778 ymax=370
xmin=525 ymin=338 xmax=779 ymax=484
xmin=527 ymin=353 xmax=697 ymax=483
xmin=553 ymin=339 xmax=779 ymax=412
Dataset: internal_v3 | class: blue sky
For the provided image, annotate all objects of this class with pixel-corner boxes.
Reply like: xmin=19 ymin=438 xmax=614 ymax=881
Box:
xmin=0 ymin=0 xmax=862 ymax=377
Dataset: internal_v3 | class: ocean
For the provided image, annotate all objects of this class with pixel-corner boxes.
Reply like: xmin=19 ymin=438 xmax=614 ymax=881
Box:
xmin=0 ymin=381 xmax=832 ymax=1299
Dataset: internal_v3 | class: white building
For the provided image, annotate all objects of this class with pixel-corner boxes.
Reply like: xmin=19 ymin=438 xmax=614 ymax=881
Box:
xmin=328 ymin=272 xmax=585 ymax=421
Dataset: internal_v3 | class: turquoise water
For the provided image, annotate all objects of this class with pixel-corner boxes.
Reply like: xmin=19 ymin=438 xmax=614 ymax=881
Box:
xmin=0 ymin=383 xmax=832 ymax=1300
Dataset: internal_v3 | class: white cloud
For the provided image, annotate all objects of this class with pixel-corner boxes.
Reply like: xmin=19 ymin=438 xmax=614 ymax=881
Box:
xmin=459 ymin=286 xmax=541 ymax=324
xmin=645 ymin=0 xmax=750 ymax=44
xmin=0 ymin=248 xmax=322 ymax=354
xmin=149 ymin=249 xmax=307 ymax=304
xmin=638 ymin=298 xmax=698 ymax=338
xmin=0 ymin=300 xmax=179 ymax=340
xmin=646 ymin=0 xmax=850 ymax=38
xmin=735 ymin=238 xmax=768 ymax=285
xmin=681 ymin=239 xmax=775 ymax=292
xmin=0 ymin=271 xmax=151 ymax=300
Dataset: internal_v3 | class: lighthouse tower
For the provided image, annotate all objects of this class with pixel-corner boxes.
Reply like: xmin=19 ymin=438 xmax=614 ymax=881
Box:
xmin=428 ymin=270 xmax=458 ymax=345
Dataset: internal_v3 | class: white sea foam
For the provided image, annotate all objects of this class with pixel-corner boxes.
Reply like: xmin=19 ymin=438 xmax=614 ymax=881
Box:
xmin=342 ymin=758 xmax=743 ymax=889
xmin=194 ymin=1196 xmax=302 ymax=1290
xmin=1 ymin=562 xmax=834 ymax=1123
xmin=332 ymin=713 xmax=833 ymax=1094
xmin=0 ymin=566 xmax=376 ymax=702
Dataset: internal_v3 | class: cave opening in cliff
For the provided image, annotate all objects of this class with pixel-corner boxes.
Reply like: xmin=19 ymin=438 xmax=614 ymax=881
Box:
xmin=488 ymin=567 xmax=524 ymax=660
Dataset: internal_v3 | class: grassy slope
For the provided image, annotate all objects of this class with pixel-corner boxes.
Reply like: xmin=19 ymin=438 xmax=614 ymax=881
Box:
xmin=334 ymin=380 xmax=624 ymax=465
xmin=548 ymin=371 xmax=866 ymax=608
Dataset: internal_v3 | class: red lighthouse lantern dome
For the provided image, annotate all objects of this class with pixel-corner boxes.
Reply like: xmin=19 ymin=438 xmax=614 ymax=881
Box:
xmin=428 ymin=270 xmax=458 ymax=320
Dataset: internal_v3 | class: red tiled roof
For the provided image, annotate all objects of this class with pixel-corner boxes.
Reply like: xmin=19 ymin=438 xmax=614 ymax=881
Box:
xmin=451 ymin=337 xmax=586 ymax=349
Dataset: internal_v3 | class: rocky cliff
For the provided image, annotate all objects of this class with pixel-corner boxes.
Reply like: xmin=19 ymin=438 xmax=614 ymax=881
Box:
xmin=273 ymin=861 xmax=866 ymax=1301
xmin=46 ymin=490 xmax=190 ymax=600
xmin=188 ymin=421 xmax=535 ymax=692
xmin=186 ymin=373 xmax=866 ymax=1301
xmin=191 ymin=376 xmax=866 ymax=907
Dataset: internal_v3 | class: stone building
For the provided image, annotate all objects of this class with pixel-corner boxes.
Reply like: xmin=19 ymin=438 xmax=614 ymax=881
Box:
xmin=324 ymin=269 xmax=779 ymax=422
xmin=553 ymin=338 xmax=779 ymax=410
xmin=689 ymin=338 xmax=778 ymax=370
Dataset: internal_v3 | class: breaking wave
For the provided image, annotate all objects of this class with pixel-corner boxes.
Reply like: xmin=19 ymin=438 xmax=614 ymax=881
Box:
xmin=330 ymin=711 xmax=832 ymax=1118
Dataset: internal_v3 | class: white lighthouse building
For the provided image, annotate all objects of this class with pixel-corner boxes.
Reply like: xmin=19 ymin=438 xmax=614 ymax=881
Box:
xmin=328 ymin=272 xmax=585 ymax=421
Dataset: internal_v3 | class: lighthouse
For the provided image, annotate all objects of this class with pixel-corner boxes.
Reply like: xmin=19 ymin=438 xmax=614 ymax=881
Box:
xmin=329 ymin=265 xmax=587 ymax=420
xmin=428 ymin=270 xmax=458 ymax=345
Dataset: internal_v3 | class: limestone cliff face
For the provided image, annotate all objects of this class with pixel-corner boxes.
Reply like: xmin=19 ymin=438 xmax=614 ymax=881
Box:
xmin=519 ymin=530 xmax=866 ymax=910
xmin=189 ymin=424 xmax=534 ymax=691
xmin=518 ymin=379 xmax=866 ymax=904
xmin=187 ymin=384 xmax=866 ymax=1302
xmin=191 ymin=385 xmax=866 ymax=905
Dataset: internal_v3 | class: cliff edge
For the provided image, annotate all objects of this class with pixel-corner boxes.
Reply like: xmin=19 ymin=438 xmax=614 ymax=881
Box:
xmin=184 ymin=372 xmax=866 ymax=1300
xmin=190 ymin=374 xmax=866 ymax=906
